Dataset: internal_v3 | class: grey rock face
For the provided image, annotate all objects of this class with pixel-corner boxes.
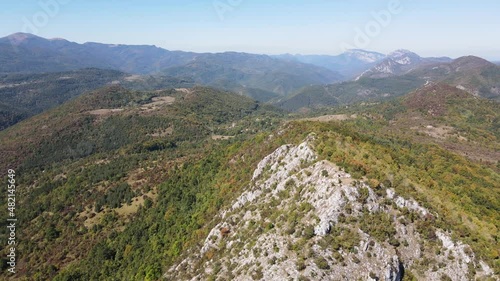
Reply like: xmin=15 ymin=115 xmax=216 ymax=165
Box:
xmin=165 ymin=135 xmax=496 ymax=281
xmin=385 ymin=256 xmax=404 ymax=281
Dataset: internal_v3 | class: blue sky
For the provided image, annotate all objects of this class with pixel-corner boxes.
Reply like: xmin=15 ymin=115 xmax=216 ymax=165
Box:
xmin=2 ymin=0 xmax=500 ymax=59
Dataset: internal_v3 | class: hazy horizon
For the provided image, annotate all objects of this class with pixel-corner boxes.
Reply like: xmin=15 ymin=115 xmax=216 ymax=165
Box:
xmin=2 ymin=0 xmax=500 ymax=60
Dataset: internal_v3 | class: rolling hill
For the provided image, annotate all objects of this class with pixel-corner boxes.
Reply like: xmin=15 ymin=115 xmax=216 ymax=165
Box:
xmin=0 ymin=68 xmax=194 ymax=130
xmin=274 ymin=75 xmax=426 ymax=112
xmin=0 ymin=85 xmax=282 ymax=172
xmin=338 ymin=82 xmax=500 ymax=166
xmin=409 ymin=56 xmax=500 ymax=100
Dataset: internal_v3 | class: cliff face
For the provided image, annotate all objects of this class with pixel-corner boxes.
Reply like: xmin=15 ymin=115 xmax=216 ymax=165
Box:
xmin=166 ymin=135 xmax=495 ymax=281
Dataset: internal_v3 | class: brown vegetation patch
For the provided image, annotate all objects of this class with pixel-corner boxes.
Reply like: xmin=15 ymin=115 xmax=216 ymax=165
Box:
xmin=140 ymin=96 xmax=176 ymax=111
xmin=78 ymin=187 xmax=158 ymax=228
xmin=220 ymin=227 xmax=231 ymax=237
xmin=88 ymin=108 xmax=124 ymax=116
xmin=416 ymin=125 xmax=455 ymax=140
xmin=115 ymin=188 xmax=158 ymax=217
xmin=404 ymin=83 xmax=470 ymax=116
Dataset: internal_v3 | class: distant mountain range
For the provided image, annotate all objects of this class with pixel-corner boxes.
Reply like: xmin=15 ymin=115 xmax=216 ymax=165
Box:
xmin=276 ymin=55 xmax=500 ymax=111
xmin=1 ymin=32 xmax=498 ymax=125
xmin=356 ymin=49 xmax=452 ymax=79
xmin=160 ymin=51 xmax=342 ymax=100
xmin=0 ymin=33 xmax=342 ymax=100
xmin=273 ymin=49 xmax=386 ymax=79
xmin=0 ymin=33 xmax=197 ymax=74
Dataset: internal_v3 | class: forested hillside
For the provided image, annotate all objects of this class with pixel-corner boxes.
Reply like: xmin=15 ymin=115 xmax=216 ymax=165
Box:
xmin=0 ymin=69 xmax=194 ymax=130
xmin=0 ymin=85 xmax=284 ymax=280
xmin=1 ymin=1 xmax=499 ymax=280
xmin=0 ymin=83 xmax=497 ymax=280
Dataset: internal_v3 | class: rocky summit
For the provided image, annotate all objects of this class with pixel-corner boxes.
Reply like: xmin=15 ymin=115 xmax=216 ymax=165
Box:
xmin=166 ymin=135 xmax=494 ymax=281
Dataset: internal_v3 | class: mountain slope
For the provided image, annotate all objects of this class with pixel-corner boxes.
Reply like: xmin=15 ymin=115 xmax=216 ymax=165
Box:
xmin=1 ymin=91 xmax=498 ymax=280
xmin=0 ymin=85 xmax=284 ymax=280
xmin=409 ymin=56 xmax=500 ymax=100
xmin=44 ymin=119 xmax=499 ymax=281
xmin=275 ymin=75 xmax=425 ymax=112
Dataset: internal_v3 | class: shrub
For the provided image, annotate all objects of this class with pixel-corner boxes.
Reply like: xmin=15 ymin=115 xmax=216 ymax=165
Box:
xmin=296 ymin=260 xmax=306 ymax=271
xmin=358 ymin=187 xmax=370 ymax=203
xmin=314 ymin=257 xmax=330 ymax=270
xmin=304 ymin=226 xmax=315 ymax=239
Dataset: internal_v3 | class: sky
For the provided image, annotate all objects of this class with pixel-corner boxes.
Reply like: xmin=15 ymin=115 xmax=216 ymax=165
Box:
xmin=1 ymin=0 xmax=500 ymax=60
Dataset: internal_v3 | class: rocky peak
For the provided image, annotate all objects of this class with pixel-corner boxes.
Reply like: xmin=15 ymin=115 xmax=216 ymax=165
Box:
xmin=3 ymin=32 xmax=43 ymax=45
xmin=344 ymin=49 xmax=386 ymax=63
xmin=165 ymin=135 xmax=495 ymax=281
xmin=356 ymin=50 xmax=423 ymax=79
xmin=387 ymin=49 xmax=422 ymax=65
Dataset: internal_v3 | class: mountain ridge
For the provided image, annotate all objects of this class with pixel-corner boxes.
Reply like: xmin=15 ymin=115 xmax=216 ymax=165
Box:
xmin=273 ymin=49 xmax=386 ymax=79
xmin=357 ymin=50 xmax=453 ymax=79
xmin=0 ymin=33 xmax=343 ymax=101
xmin=276 ymin=55 xmax=500 ymax=112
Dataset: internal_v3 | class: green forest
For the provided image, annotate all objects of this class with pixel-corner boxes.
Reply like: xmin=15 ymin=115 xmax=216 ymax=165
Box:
xmin=0 ymin=83 xmax=498 ymax=280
